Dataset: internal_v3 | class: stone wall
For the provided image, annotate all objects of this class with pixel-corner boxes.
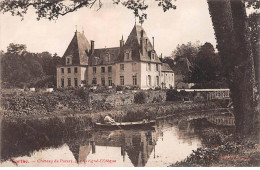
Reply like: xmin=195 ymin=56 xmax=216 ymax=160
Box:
xmin=89 ymin=90 xmax=166 ymax=107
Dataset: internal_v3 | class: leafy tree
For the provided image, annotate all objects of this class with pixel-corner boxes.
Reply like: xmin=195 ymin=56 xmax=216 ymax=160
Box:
xmin=192 ymin=42 xmax=222 ymax=83
xmin=0 ymin=0 xmax=176 ymax=24
xmin=207 ymin=0 xmax=259 ymax=136
xmin=248 ymin=12 xmax=260 ymax=92
xmin=1 ymin=43 xmax=62 ymax=88
xmin=171 ymin=41 xmax=200 ymax=65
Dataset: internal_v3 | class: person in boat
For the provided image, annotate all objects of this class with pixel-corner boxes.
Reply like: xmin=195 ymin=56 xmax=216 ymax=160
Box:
xmin=104 ymin=114 xmax=116 ymax=124
xmin=143 ymin=112 xmax=150 ymax=123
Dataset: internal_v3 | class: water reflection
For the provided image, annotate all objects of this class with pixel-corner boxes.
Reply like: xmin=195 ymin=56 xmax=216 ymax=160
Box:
xmin=0 ymin=110 xmax=235 ymax=167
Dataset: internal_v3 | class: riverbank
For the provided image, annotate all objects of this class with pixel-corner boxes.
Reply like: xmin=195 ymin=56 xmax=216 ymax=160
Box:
xmin=170 ymin=127 xmax=260 ymax=167
xmin=1 ymin=100 xmax=222 ymax=122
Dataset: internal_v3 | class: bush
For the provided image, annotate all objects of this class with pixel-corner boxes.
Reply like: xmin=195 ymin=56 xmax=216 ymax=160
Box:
xmin=134 ymin=91 xmax=147 ymax=104
xmin=74 ymin=88 xmax=89 ymax=101
xmin=154 ymin=86 xmax=161 ymax=91
xmin=166 ymin=88 xmax=181 ymax=101
xmin=116 ymin=85 xmax=124 ymax=91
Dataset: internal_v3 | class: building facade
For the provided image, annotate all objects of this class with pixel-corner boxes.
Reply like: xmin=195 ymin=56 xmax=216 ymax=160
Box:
xmin=57 ymin=25 xmax=174 ymax=89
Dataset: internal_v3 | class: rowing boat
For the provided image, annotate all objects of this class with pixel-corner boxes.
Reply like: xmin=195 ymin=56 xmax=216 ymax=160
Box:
xmin=94 ymin=120 xmax=156 ymax=129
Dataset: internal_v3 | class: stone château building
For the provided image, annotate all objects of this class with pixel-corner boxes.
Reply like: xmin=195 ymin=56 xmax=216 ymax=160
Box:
xmin=57 ymin=25 xmax=174 ymax=89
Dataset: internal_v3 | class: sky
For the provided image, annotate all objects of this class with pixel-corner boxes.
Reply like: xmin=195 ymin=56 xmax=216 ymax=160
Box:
xmin=0 ymin=0 xmax=218 ymax=57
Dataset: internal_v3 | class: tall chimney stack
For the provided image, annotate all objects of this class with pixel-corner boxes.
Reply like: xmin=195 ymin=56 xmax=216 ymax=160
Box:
xmin=91 ymin=40 xmax=95 ymax=54
xmin=152 ymin=37 xmax=154 ymax=50
xmin=120 ymin=35 xmax=124 ymax=48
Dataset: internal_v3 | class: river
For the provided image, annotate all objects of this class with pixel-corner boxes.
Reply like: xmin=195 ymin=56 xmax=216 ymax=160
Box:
xmin=0 ymin=109 xmax=235 ymax=167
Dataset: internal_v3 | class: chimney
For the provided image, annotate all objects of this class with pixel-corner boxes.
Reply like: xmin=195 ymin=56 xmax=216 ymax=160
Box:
xmin=159 ymin=53 xmax=163 ymax=62
xmin=91 ymin=40 xmax=95 ymax=54
xmin=120 ymin=35 xmax=124 ymax=48
xmin=141 ymin=30 xmax=144 ymax=37
xmin=145 ymin=39 xmax=148 ymax=52
xmin=152 ymin=37 xmax=154 ymax=50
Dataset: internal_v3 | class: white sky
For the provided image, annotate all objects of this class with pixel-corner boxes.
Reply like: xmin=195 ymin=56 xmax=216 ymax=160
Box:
xmin=0 ymin=0 xmax=219 ymax=57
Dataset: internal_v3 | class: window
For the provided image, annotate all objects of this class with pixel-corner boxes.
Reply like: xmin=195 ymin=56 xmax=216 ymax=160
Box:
xmin=93 ymin=67 xmax=96 ymax=74
xmin=151 ymin=53 xmax=155 ymax=60
xmin=147 ymin=63 xmax=151 ymax=71
xmin=74 ymin=67 xmax=78 ymax=74
xmin=108 ymin=77 xmax=113 ymax=86
xmin=67 ymin=68 xmax=71 ymax=74
xmin=120 ymin=64 xmax=124 ymax=71
xmin=108 ymin=66 xmax=112 ymax=72
xmin=156 ymin=76 xmax=159 ymax=86
xmin=101 ymin=67 xmax=105 ymax=73
xmin=66 ymin=58 xmax=70 ymax=64
xmin=74 ymin=78 xmax=78 ymax=87
xmin=61 ymin=78 xmax=64 ymax=87
xmin=156 ymin=64 xmax=159 ymax=71
xmin=68 ymin=78 xmax=71 ymax=87
xmin=120 ymin=76 xmax=124 ymax=85
xmin=133 ymin=75 xmax=137 ymax=86
xmin=101 ymin=78 xmax=105 ymax=86
xmin=148 ymin=75 xmax=151 ymax=86
xmin=92 ymin=78 xmax=97 ymax=85
xmin=126 ymin=52 xmax=129 ymax=59
xmin=106 ymin=54 xmax=110 ymax=62
xmin=61 ymin=68 xmax=64 ymax=74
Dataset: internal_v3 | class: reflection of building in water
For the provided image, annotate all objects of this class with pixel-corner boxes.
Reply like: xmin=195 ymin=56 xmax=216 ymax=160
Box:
xmin=68 ymin=129 xmax=158 ymax=167
xmin=122 ymin=130 xmax=157 ymax=167
xmin=68 ymin=141 xmax=93 ymax=163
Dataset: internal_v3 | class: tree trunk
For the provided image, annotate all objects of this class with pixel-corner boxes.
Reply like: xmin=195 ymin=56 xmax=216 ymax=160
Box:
xmin=207 ymin=0 xmax=259 ymax=138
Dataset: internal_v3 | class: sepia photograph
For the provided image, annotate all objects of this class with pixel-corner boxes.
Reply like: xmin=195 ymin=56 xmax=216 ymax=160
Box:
xmin=0 ymin=0 xmax=259 ymax=167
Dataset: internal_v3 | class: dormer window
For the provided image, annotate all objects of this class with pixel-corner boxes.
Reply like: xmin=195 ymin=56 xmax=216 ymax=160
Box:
xmin=151 ymin=52 xmax=155 ymax=60
xmin=105 ymin=54 xmax=110 ymax=62
xmin=124 ymin=50 xmax=132 ymax=61
xmin=66 ymin=56 xmax=72 ymax=65
xmin=126 ymin=53 xmax=129 ymax=59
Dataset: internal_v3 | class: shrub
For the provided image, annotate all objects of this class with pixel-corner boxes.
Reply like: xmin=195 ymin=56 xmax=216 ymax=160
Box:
xmin=166 ymin=88 xmax=181 ymax=101
xmin=116 ymin=85 xmax=124 ymax=91
xmin=74 ymin=88 xmax=89 ymax=101
xmin=154 ymin=86 xmax=161 ymax=91
xmin=134 ymin=91 xmax=147 ymax=104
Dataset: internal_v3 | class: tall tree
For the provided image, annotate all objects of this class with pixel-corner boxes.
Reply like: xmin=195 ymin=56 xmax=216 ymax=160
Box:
xmin=248 ymin=12 xmax=260 ymax=92
xmin=207 ymin=0 xmax=259 ymax=137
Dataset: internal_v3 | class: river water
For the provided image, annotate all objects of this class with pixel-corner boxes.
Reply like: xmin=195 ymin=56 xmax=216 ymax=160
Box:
xmin=0 ymin=110 xmax=234 ymax=167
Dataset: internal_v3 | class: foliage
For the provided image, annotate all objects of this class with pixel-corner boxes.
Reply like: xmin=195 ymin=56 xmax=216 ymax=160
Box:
xmin=134 ymin=91 xmax=146 ymax=104
xmin=116 ymin=85 xmax=124 ymax=91
xmin=248 ymin=12 xmax=260 ymax=89
xmin=0 ymin=0 xmax=176 ymax=24
xmin=166 ymin=88 xmax=181 ymax=101
xmin=207 ymin=0 xmax=259 ymax=135
xmin=1 ymin=43 xmax=62 ymax=88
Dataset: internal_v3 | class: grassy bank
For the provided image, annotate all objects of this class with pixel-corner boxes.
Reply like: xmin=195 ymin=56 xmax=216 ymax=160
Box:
xmin=170 ymin=127 xmax=260 ymax=167
xmin=1 ymin=100 xmax=220 ymax=122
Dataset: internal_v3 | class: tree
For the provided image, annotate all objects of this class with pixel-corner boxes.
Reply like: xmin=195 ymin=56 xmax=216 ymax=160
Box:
xmin=191 ymin=42 xmax=222 ymax=84
xmin=0 ymin=0 xmax=176 ymax=24
xmin=207 ymin=0 xmax=259 ymax=137
xmin=1 ymin=43 xmax=62 ymax=88
xmin=248 ymin=12 xmax=260 ymax=92
xmin=171 ymin=41 xmax=201 ymax=65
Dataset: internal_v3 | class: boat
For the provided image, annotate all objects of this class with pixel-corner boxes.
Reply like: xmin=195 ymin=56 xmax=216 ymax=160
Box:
xmin=94 ymin=120 xmax=156 ymax=129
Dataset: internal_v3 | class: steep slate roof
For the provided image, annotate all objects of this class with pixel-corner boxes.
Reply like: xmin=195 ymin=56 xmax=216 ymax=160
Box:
xmin=89 ymin=47 xmax=121 ymax=66
xmin=63 ymin=31 xmax=91 ymax=65
xmin=173 ymin=57 xmax=192 ymax=75
xmin=161 ymin=63 xmax=174 ymax=72
xmin=62 ymin=25 xmax=161 ymax=66
xmin=117 ymin=25 xmax=161 ymax=63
